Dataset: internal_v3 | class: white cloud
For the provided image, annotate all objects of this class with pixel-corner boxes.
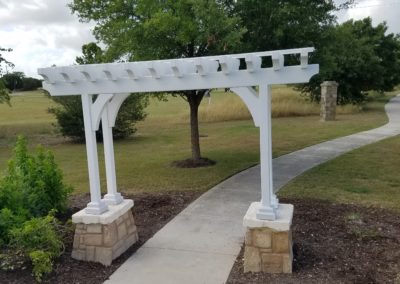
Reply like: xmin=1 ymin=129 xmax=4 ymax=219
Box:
xmin=0 ymin=0 xmax=95 ymax=78
xmin=336 ymin=0 xmax=400 ymax=34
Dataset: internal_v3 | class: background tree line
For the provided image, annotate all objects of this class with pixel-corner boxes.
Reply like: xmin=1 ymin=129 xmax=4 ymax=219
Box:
xmin=1 ymin=71 xmax=42 ymax=92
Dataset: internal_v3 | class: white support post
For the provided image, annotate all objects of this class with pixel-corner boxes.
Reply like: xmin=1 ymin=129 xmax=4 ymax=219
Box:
xmin=81 ymin=94 xmax=108 ymax=215
xmin=102 ymin=103 xmax=123 ymax=205
xmin=256 ymin=85 xmax=276 ymax=220
xmin=266 ymin=86 xmax=279 ymax=209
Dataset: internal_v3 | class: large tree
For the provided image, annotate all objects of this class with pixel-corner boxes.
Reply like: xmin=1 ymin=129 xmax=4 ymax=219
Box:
xmin=235 ymin=0 xmax=343 ymax=52
xmin=70 ymin=0 xmax=245 ymax=166
xmin=303 ymin=18 xmax=400 ymax=104
xmin=0 ymin=47 xmax=13 ymax=104
xmin=49 ymin=43 xmax=148 ymax=141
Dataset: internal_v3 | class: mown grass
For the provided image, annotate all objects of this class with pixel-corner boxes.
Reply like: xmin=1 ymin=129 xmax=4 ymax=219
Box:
xmin=279 ymin=135 xmax=400 ymax=212
xmin=0 ymin=88 xmax=394 ymax=195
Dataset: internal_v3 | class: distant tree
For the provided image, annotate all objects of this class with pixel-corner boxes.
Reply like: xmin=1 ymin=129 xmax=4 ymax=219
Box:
xmin=2 ymin=72 xmax=42 ymax=91
xmin=49 ymin=43 xmax=148 ymax=141
xmin=69 ymin=0 xmax=245 ymax=166
xmin=2 ymin=71 xmax=25 ymax=90
xmin=21 ymin=77 xmax=42 ymax=91
xmin=303 ymin=18 xmax=400 ymax=104
xmin=0 ymin=47 xmax=13 ymax=103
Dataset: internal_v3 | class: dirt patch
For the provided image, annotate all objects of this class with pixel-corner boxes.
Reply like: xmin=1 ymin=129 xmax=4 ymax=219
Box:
xmin=171 ymin=157 xmax=216 ymax=168
xmin=227 ymin=198 xmax=400 ymax=284
xmin=0 ymin=190 xmax=202 ymax=284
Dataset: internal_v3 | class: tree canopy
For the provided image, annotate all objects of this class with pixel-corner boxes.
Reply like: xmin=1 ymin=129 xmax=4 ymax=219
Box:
xmin=303 ymin=18 xmax=400 ymax=104
xmin=69 ymin=0 xmax=400 ymax=161
xmin=70 ymin=0 xmax=246 ymax=165
xmin=236 ymin=0 xmax=339 ymax=52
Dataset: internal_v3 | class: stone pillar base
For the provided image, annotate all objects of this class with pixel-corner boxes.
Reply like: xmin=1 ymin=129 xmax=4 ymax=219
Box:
xmin=243 ymin=202 xmax=294 ymax=274
xmin=71 ymin=199 xmax=138 ymax=266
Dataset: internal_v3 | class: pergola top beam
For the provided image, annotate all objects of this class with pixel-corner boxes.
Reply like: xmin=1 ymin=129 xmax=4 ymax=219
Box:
xmin=38 ymin=47 xmax=316 ymax=96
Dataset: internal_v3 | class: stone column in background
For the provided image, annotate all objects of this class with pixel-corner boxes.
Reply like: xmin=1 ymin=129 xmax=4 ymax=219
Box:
xmin=320 ymin=81 xmax=338 ymax=121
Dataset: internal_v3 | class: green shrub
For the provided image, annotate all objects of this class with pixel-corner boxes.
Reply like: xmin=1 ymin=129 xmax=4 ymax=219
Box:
xmin=0 ymin=136 xmax=72 ymax=281
xmin=9 ymin=214 xmax=64 ymax=282
xmin=49 ymin=94 xmax=148 ymax=141
xmin=10 ymin=214 xmax=64 ymax=256
xmin=29 ymin=250 xmax=53 ymax=282
xmin=0 ymin=136 xmax=72 ymax=220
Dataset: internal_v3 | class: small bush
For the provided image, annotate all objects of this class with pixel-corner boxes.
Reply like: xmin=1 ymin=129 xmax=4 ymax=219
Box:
xmin=49 ymin=94 xmax=148 ymax=141
xmin=9 ymin=214 xmax=64 ymax=282
xmin=10 ymin=214 xmax=64 ymax=257
xmin=29 ymin=250 xmax=53 ymax=282
xmin=0 ymin=136 xmax=72 ymax=221
xmin=0 ymin=136 xmax=72 ymax=281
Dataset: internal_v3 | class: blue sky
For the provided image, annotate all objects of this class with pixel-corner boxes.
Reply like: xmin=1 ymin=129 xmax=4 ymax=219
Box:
xmin=1 ymin=0 xmax=399 ymax=78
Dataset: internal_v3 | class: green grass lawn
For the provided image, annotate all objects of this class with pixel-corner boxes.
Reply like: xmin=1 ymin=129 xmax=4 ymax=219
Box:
xmin=279 ymin=135 xmax=400 ymax=212
xmin=0 ymin=88 xmax=395 ymax=196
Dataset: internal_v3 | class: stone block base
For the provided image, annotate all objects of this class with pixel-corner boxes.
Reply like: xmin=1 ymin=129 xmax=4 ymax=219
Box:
xmin=71 ymin=199 xmax=138 ymax=266
xmin=243 ymin=202 xmax=294 ymax=274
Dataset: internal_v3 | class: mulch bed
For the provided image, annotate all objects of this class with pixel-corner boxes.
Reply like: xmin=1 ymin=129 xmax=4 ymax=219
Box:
xmin=227 ymin=198 xmax=400 ymax=284
xmin=1 ymin=194 xmax=399 ymax=283
xmin=0 ymin=190 xmax=202 ymax=284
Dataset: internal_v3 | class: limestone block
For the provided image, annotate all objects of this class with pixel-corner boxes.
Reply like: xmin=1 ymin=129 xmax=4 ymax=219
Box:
xmin=87 ymin=224 xmax=103 ymax=234
xmin=84 ymin=234 xmax=103 ymax=246
xmin=245 ymin=230 xmax=253 ymax=245
xmin=127 ymin=223 xmax=137 ymax=235
xmin=253 ymin=229 xmax=272 ymax=249
xmin=117 ymin=222 xmax=127 ymax=239
xmin=96 ymin=247 xmax=113 ymax=266
xmin=86 ymin=246 xmax=96 ymax=262
xmin=244 ymin=246 xmax=261 ymax=272
xmin=282 ymin=254 xmax=293 ymax=273
xmin=103 ymin=223 xmax=118 ymax=247
xmin=71 ymin=249 xmax=86 ymax=261
xmin=272 ymin=231 xmax=290 ymax=253
xmin=261 ymin=253 xmax=283 ymax=273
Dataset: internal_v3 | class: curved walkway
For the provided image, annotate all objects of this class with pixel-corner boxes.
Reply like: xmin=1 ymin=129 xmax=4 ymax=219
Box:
xmin=106 ymin=96 xmax=400 ymax=284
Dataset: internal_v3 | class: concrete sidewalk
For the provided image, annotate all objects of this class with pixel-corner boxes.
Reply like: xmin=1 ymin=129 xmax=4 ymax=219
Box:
xmin=105 ymin=96 xmax=400 ymax=284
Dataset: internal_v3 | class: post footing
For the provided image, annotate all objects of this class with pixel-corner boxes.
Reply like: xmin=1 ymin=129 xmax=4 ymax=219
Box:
xmin=71 ymin=199 xmax=138 ymax=266
xmin=243 ymin=202 xmax=294 ymax=274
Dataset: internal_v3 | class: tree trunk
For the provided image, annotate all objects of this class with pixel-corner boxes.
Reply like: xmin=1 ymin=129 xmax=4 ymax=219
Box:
xmin=187 ymin=91 xmax=204 ymax=161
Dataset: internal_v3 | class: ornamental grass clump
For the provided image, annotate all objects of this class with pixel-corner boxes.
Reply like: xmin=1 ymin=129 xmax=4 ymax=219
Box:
xmin=0 ymin=136 xmax=72 ymax=282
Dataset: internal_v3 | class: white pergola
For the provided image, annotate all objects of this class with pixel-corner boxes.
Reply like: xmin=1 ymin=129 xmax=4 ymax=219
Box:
xmin=38 ymin=47 xmax=318 ymax=220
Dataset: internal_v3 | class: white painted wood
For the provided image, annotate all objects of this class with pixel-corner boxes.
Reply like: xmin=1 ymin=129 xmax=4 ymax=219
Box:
xmin=102 ymin=103 xmax=123 ymax=205
xmin=230 ymin=87 xmax=261 ymax=127
xmin=256 ymin=85 xmax=276 ymax=220
xmin=91 ymin=93 xmax=113 ymax=130
xmin=107 ymin=93 xmax=131 ymax=128
xmin=81 ymin=94 xmax=108 ymax=215
xmin=39 ymin=65 xmax=318 ymax=96
xmin=38 ymin=48 xmax=319 ymax=219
